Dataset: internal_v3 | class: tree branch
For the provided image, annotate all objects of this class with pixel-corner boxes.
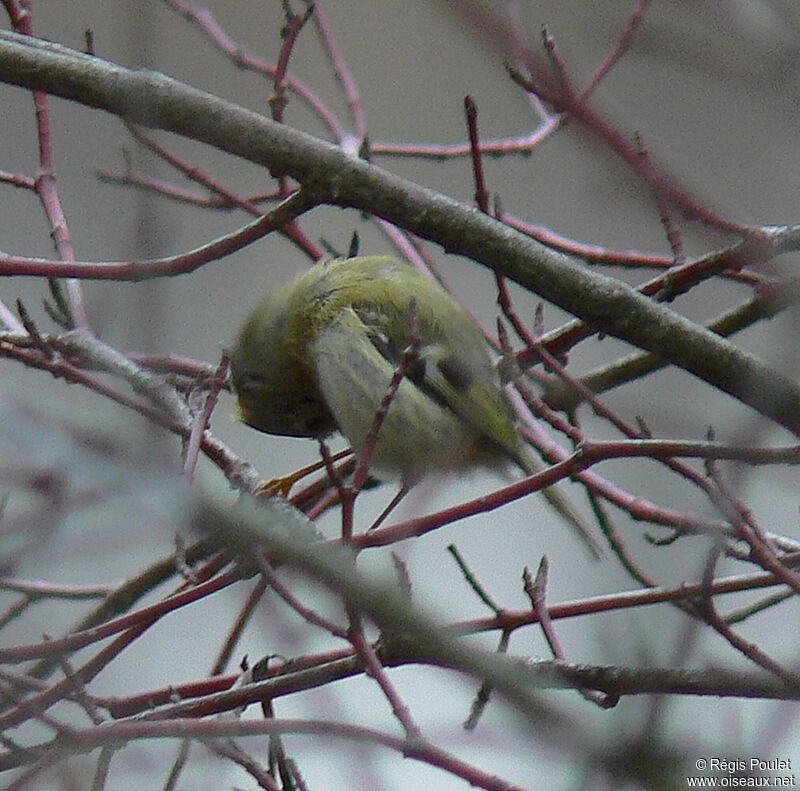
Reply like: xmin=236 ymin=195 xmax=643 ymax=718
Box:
xmin=2 ymin=30 xmax=800 ymax=432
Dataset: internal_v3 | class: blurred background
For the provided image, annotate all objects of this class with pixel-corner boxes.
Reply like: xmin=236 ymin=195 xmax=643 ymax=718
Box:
xmin=2 ymin=1 xmax=800 ymax=788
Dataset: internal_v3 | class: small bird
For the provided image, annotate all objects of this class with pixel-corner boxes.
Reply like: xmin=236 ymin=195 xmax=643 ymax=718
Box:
xmin=230 ymin=255 xmax=598 ymax=553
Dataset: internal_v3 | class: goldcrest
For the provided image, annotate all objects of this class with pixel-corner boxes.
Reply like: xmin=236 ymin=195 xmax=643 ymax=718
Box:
xmin=230 ymin=255 xmax=597 ymax=551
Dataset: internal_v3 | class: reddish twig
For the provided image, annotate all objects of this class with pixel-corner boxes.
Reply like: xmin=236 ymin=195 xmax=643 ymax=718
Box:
xmin=124 ymin=122 xmax=323 ymax=260
xmin=581 ymin=0 xmax=652 ymax=96
xmin=693 ymin=547 xmax=798 ymax=684
xmin=181 ymin=351 xmax=230 ymax=479
xmin=98 ymin=167 xmax=284 ymax=209
xmin=269 ymin=1 xmax=314 ymax=205
xmin=0 ymin=567 xmax=245 ymax=666
xmin=0 ymin=188 xmax=319 ymax=281
xmin=543 ymin=275 xmax=800 ymax=409
xmin=212 ymin=576 xmax=269 ymax=677
xmin=507 ymin=58 xmax=748 ymax=235
xmin=4 ymin=1 xmax=88 ymax=328
xmin=355 ymin=452 xmax=727 ymax=550
xmin=464 ymin=95 xmax=490 ymax=215
xmin=352 ymin=299 xmax=422 ymax=492
xmin=311 ymin=2 xmax=367 ymax=140
xmin=270 ymin=4 xmax=314 ymax=125
xmin=373 ymin=0 xmax=649 ymax=162
xmin=255 ymin=556 xmax=348 ymax=640
xmin=524 ymin=559 xmax=612 ymax=707
xmin=348 ymin=614 xmax=421 ymax=738
xmin=704 ymin=456 xmax=800 ymax=596
xmin=0 ymin=553 xmax=235 ymax=734
xmin=0 ymin=339 xmax=261 ymax=493
xmin=526 ymin=229 xmax=791 ymax=366
xmin=0 ymin=168 xmax=35 ymax=190
xmin=3 ymin=717 xmax=530 ymax=791
xmin=464 ymin=96 xmax=536 ymax=351
xmin=164 ymin=0 xmax=344 ymax=139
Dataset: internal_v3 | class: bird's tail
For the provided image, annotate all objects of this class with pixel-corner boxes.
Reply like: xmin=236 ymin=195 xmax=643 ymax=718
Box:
xmin=515 ymin=448 xmax=604 ymax=560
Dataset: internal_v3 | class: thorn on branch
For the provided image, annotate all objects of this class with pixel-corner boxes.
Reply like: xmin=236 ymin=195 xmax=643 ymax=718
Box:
xmin=43 ymin=278 xmax=74 ymax=329
xmin=16 ymin=299 xmax=50 ymax=357
xmin=464 ymin=95 xmax=490 ymax=214
xmin=271 ymin=1 xmax=315 ymax=125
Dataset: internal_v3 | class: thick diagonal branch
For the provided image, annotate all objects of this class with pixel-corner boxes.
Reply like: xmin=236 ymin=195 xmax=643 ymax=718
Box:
xmin=1 ymin=31 xmax=800 ymax=432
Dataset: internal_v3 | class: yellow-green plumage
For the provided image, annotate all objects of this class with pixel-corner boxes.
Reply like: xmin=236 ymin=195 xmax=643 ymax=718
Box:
xmin=231 ymin=256 xmax=524 ymax=479
xmin=230 ymin=256 xmax=598 ymax=552
xmin=231 ymin=274 xmax=335 ymax=438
